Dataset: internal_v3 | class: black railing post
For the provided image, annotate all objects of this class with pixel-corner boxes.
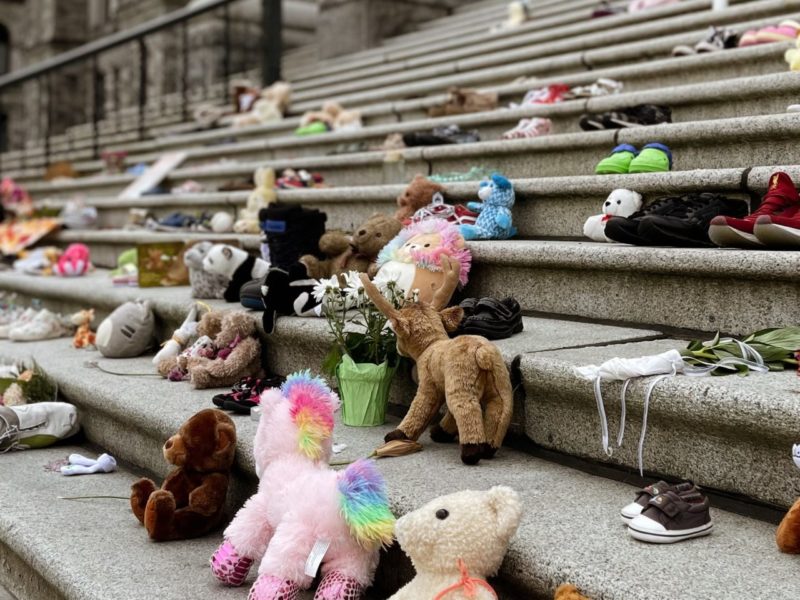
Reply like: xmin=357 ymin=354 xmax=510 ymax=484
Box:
xmin=262 ymin=0 xmax=282 ymax=85
xmin=92 ymin=55 xmax=100 ymax=160
xmin=43 ymin=74 xmax=52 ymax=167
xmin=181 ymin=20 xmax=189 ymax=121
xmin=222 ymin=2 xmax=231 ymax=105
xmin=138 ymin=38 xmax=148 ymax=140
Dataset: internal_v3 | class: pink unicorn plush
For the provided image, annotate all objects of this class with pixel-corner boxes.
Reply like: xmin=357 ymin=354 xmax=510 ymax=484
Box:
xmin=211 ymin=371 xmax=395 ymax=600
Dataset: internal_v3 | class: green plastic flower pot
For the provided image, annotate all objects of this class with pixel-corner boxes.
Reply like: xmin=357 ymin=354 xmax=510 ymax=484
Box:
xmin=336 ymin=355 xmax=395 ymax=427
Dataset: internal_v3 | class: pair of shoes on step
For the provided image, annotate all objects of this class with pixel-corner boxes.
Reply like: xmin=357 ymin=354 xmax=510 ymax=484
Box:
xmin=622 ymin=480 xmax=713 ymax=544
xmin=455 ymin=297 xmax=523 ymax=340
xmin=604 ymin=192 xmax=747 ymax=247
xmin=580 ymin=105 xmax=671 ymax=131
xmin=672 ymin=26 xmax=739 ymax=56
xmin=709 ymin=171 xmax=800 ymax=248
xmin=0 ymin=307 xmax=70 ymax=341
xmin=212 ymin=375 xmax=285 ymax=414
xmin=595 ymin=143 xmax=673 ymax=175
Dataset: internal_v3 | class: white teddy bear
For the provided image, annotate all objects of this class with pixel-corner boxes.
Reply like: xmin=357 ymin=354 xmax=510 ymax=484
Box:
xmin=583 ymin=188 xmax=643 ymax=242
xmin=388 ymin=486 xmax=521 ymax=600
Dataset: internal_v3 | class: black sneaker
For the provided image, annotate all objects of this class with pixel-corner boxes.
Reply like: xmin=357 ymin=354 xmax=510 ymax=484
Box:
xmin=402 ymin=124 xmax=480 ymax=146
xmin=260 ymin=204 xmax=327 ymax=269
xmin=580 ymin=105 xmax=672 ymax=131
xmin=637 ymin=193 xmax=748 ymax=247
xmin=605 ymin=196 xmax=687 ymax=245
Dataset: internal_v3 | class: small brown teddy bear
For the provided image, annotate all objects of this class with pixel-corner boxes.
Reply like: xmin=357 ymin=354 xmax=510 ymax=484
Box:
xmin=156 ymin=311 xmax=223 ymax=379
xmin=395 ymin=174 xmax=446 ymax=222
xmin=300 ymin=213 xmax=401 ymax=280
xmin=130 ymin=408 xmax=237 ymax=541
xmin=186 ymin=311 xmax=263 ymax=389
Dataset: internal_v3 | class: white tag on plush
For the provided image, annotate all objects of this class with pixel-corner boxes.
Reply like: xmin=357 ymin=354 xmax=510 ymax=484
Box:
xmin=304 ymin=539 xmax=330 ymax=577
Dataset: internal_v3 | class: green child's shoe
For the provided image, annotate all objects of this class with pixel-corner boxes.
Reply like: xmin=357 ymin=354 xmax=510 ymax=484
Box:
xmin=294 ymin=121 xmax=330 ymax=136
xmin=595 ymin=144 xmax=638 ymax=175
xmin=628 ymin=142 xmax=673 ymax=173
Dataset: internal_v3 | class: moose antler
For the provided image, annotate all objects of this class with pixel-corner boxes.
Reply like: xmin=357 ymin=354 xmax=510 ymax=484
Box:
xmin=431 ymin=255 xmax=461 ymax=311
xmin=359 ymin=273 xmax=399 ymax=318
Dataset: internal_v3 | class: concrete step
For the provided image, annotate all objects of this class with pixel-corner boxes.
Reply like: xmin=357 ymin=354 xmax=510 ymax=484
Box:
xmin=290 ymin=0 xmax=663 ymax=88
xmin=17 ymin=112 xmax=800 ymax=195
xmin=4 ymin=33 xmax=788 ymax=176
xmin=100 ymin=43 xmax=792 ymax=167
xmin=2 ymin=331 xmax=800 ymax=599
xmin=20 ymin=70 xmax=792 ymax=185
xmin=293 ymin=0 xmax=708 ymax=90
xmin=30 ymin=164 xmax=798 ymax=241
xmin=287 ymin=3 xmax=799 ymax=108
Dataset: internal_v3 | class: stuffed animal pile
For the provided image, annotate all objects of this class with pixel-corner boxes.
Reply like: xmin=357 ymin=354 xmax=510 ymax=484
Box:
xmin=156 ymin=310 xmax=262 ymax=389
xmin=130 ymin=409 xmax=237 ymax=541
xmin=210 ymin=371 xmax=394 ymax=599
xmin=395 ymin=175 xmax=446 ymax=222
xmin=232 ymin=81 xmax=291 ymax=128
xmin=300 ymin=213 xmax=402 ymax=280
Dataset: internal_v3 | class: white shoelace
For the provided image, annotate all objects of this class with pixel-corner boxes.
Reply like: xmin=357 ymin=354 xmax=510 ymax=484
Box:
xmin=592 ymin=340 xmax=768 ymax=475
xmin=0 ymin=412 xmax=20 ymax=453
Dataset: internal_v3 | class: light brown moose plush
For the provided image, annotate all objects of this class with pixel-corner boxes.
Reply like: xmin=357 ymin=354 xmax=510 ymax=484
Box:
xmin=360 ymin=257 xmax=513 ymax=465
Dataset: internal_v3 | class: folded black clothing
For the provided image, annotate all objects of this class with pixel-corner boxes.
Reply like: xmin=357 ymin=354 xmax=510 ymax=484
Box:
xmin=403 ymin=124 xmax=480 ymax=146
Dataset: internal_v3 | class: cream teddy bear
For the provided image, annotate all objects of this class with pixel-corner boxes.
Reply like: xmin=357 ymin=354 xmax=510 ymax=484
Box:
xmin=583 ymin=188 xmax=643 ymax=242
xmin=389 ymin=486 xmax=521 ymax=600
xmin=233 ymin=167 xmax=276 ymax=234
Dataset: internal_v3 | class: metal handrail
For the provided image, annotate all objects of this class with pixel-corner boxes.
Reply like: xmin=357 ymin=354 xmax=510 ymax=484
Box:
xmin=0 ymin=0 xmax=238 ymax=90
xmin=0 ymin=0 xmax=282 ymax=163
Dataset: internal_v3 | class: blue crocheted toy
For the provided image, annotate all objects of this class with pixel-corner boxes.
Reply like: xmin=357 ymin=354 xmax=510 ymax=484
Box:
xmin=460 ymin=173 xmax=517 ymax=241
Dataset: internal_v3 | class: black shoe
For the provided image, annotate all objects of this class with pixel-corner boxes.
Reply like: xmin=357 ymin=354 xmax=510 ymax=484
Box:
xmin=403 ymin=124 xmax=480 ymax=146
xmin=259 ymin=204 xmax=327 ymax=270
xmin=637 ymin=193 xmax=748 ymax=247
xmin=456 ymin=297 xmax=523 ymax=340
xmin=580 ymin=105 xmax=672 ymax=131
xmin=605 ymin=196 xmax=688 ymax=245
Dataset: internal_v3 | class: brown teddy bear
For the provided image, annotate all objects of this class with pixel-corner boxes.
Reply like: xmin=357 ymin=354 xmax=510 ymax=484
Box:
xmin=300 ymin=213 xmax=401 ymax=280
xmin=395 ymin=174 xmax=446 ymax=222
xmin=130 ymin=409 xmax=237 ymax=541
xmin=186 ymin=311 xmax=263 ymax=389
xmin=156 ymin=311 xmax=223 ymax=380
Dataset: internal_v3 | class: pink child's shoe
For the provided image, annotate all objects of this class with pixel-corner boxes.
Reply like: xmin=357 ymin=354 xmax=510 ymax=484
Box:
xmin=313 ymin=571 xmax=365 ymax=600
xmin=247 ymin=574 xmax=301 ymax=600
xmin=211 ymin=540 xmax=255 ymax=586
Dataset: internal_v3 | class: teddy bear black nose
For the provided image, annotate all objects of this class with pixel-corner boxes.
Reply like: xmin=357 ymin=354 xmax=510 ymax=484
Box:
xmin=358 ymin=229 xmax=366 ymax=236
xmin=164 ymin=439 xmax=173 ymax=450
xmin=435 ymin=509 xmax=449 ymax=520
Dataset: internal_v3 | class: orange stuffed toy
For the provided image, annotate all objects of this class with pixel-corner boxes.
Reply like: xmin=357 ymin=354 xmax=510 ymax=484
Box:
xmin=130 ymin=409 xmax=237 ymax=541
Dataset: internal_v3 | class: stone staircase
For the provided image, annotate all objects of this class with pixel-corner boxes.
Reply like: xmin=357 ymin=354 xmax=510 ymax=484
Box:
xmin=2 ymin=0 xmax=800 ymax=598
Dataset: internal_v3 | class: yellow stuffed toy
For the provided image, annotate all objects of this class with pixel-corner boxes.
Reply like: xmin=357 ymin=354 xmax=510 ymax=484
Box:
xmin=785 ymin=37 xmax=800 ymax=71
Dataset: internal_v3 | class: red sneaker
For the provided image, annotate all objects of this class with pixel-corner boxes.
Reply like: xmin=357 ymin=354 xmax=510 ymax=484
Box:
xmin=708 ymin=172 xmax=800 ymax=248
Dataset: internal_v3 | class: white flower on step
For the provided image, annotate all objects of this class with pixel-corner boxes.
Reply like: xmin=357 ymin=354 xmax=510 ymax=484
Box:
xmin=343 ymin=271 xmax=365 ymax=303
xmin=313 ymin=276 xmax=340 ymax=303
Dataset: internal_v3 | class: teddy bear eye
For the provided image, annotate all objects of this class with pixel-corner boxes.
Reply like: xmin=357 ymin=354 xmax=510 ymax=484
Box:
xmin=617 ymin=200 xmax=621 ymax=204
xmin=424 ymin=243 xmax=430 ymax=248
xmin=376 ymin=233 xmax=381 ymax=238
xmin=435 ymin=509 xmax=449 ymax=520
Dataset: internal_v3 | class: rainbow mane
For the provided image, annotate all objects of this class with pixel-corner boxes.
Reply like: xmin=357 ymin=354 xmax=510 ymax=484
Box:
xmin=376 ymin=219 xmax=472 ymax=286
xmin=284 ymin=371 xmax=339 ymax=460
xmin=338 ymin=459 xmax=396 ymax=550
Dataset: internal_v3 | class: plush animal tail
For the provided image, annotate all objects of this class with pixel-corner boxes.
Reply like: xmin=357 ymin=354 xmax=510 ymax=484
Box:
xmin=338 ymin=459 xmax=395 ymax=550
xmin=476 ymin=344 xmax=515 ymax=449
